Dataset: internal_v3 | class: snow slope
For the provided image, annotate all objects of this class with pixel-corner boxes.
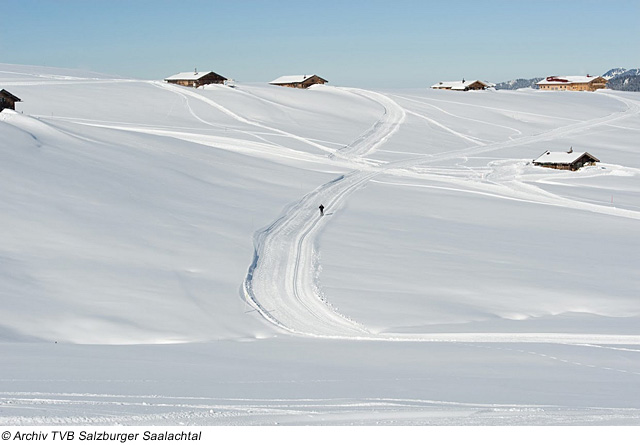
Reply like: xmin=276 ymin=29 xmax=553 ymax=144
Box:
xmin=1 ymin=64 xmax=639 ymax=425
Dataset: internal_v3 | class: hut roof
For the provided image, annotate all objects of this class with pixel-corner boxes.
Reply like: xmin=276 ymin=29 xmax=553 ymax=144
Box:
xmin=536 ymin=75 xmax=606 ymax=86
xmin=0 ymin=89 xmax=22 ymax=102
xmin=533 ymin=150 xmax=599 ymax=165
xmin=164 ymin=71 xmax=226 ymax=81
xmin=269 ymin=74 xmax=326 ymax=85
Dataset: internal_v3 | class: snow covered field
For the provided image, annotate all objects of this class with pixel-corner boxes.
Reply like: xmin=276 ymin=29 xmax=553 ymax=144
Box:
xmin=1 ymin=64 xmax=639 ymax=425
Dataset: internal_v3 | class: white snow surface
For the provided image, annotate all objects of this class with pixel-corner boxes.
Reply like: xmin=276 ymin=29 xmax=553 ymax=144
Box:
xmin=1 ymin=64 xmax=640 ymax=426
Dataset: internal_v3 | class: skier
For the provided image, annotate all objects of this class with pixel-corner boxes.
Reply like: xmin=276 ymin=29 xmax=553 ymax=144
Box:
xmin=319 ymin=204 xmax=325 ymax=216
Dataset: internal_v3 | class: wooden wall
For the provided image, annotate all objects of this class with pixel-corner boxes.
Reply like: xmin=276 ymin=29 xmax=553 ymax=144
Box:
xmin=275 ymin=76 xmax=327 ymax=89
xmin=166 ymin=72 xmax=227 ymax=88
xmin=539 ymin=78 xmax=607 ymax=91
xmin=0 ymin=92 xmax=19 ymax=111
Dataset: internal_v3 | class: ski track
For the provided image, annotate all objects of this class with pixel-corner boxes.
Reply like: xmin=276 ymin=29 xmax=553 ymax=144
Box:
xmin=243 ymin=88 xmax=640 ymax=343
xmin=3 ymin=392 xmax=640 ymax=426
xmin=150 ymin=81 xmax=336 ymax=155
xmin=395 ymin=92 xmax=584 ymax=122
xmin=465 ymin=343 xmax=640 ymax=376
xmin=5 ymin=393 xmax=640 ymax=427
xmin=371 ymin=165 xmax=640 ymax=222
xmin=406 ymin=109 xmax=488 ymax=146
xmin=152 ymin=82 xmax=300 ymax=151
xmin=331 ymin=87 xmax=406 ymax=159
xmin=55 ymin=120 xmax=329 ymax=166
xmin=392 ymin=93 xmax=524 ymax=138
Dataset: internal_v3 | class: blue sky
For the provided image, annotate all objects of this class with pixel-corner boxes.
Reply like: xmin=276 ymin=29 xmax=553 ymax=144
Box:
xmin=1 ymin=0 xmax=638 ymax=87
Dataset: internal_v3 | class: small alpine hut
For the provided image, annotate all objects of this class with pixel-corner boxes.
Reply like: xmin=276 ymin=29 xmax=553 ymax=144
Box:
xmin=164 ymin=70 xmax=227 ymax=88
xmin=0 ymin=89 xmax=21 ymax=111
xmin=269 ymin=74 xmax=328 ymax=89
xmin=431 ymin=79 xmax=491 ymax=91
xmin=533 ymin=148 xmax=600 ymax=171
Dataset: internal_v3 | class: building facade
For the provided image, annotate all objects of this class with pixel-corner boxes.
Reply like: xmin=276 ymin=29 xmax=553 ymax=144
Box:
xmin=537 ymin=76 xmax=607 ymax=91
xmin=0 ymin=89 xmax=21 ymax=111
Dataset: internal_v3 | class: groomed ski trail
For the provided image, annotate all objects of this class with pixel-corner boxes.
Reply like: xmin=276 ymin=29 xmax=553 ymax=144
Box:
xmin=332 ymin=88 xmax=406 ymax=159
xmin=244 ymin=170 xmax=377 ymax=336
xmin=242 ymin=88 xmax=407 ymax=337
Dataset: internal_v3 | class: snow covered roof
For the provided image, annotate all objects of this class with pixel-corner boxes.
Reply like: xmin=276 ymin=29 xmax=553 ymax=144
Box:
xmin=164 ymin=71 xmax=222 ymax=81
xmin=537 ymin=76 xmax=606 ymax=85
xmin=431 ymin=80 xmax=490 ymax=90
xmin=269 ymin=75 xmax=326 ymax=85
xmin=533 ymin=150 xmax=599 ymax=164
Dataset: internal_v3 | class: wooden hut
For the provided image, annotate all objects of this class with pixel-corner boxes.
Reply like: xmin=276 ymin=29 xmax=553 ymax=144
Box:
xmin=164 ymin=70 xmax=227 ymax=88
xmin=431 ymin=79 xmax=491 ymax=91
xmin=533 ymin=149 xmax=599 ymax=171
xmin=269 ymin=74 xmax=328 ymax=89
xmin=0 ymin=89 xmax=21 ymax=111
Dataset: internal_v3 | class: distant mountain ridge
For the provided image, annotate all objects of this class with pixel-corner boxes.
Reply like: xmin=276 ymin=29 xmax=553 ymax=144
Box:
xmin=495 ymin=68 xmax=640 ymax=91
xmin=606 ymin=71 xmax=640 ymax=91
xmin=494 ymin=78 xmax=543 ymax=90
xmin=602 ymin=68 xmax=628 ymax=80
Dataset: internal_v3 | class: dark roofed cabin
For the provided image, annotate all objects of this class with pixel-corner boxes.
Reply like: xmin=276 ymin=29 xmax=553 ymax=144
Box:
xmin=431 ymin=79 xmax=491 ymax=91
xmin=269 ymin=74 xmax=328 ymax=89
xmin=164 ymin=71 xmax=227 ymax=88
xmin=532 ymin=150 xmax=600 ymax=171
xmin=0 ymin=89 xmax=22 ymax=111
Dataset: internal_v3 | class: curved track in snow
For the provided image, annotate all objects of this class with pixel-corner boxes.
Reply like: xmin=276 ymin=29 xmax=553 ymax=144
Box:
xmin=243 ymin=171 xmax=377 ymax=336
xmin=243 ymin=88 xmax=640 ymax=344
xmin=151 ymin=81 xmax=336 ymax=155
xmin=331 ymin=88 xmax=406 ymax=159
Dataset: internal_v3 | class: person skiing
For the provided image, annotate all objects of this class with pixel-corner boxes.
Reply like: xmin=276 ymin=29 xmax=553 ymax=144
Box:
xmin=319 ymin=204 xmax=325 ymax=216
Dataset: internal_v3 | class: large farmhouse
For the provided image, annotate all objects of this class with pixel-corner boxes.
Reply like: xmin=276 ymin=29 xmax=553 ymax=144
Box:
xmin=431 ymin=79 xmax=492 ymax=91
xmin=164 ymin=70 xmax=227 ymax=88
xmin=0 ymin=89 xmax=21 ymax=111
xmin=537 ymin=75 xmax=607 ymax=91
xmin=269 ymin=75 xmax=328 ymax=89
xmin=533 ymin=149 xmax=599 ymax=171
